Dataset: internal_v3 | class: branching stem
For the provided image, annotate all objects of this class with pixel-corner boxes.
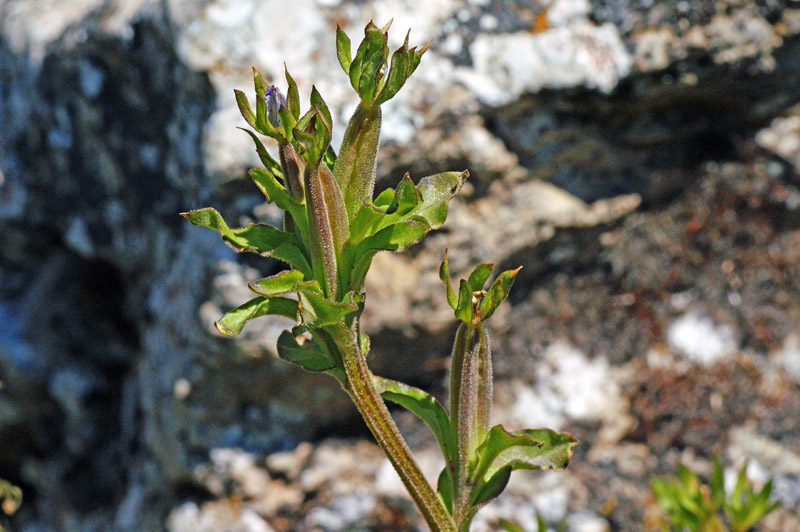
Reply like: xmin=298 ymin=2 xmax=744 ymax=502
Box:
xmin=335 ymin=321 xmax=457 ymax=532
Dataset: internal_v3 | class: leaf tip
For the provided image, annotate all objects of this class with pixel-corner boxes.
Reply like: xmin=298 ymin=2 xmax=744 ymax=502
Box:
xmin=213 ymin=320 xmax=238 ymax=337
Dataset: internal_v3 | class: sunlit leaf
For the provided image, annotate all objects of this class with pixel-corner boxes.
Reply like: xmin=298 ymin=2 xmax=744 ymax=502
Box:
xmin=374 ymin=377 xmax=455 ymax=466
xmin=215 ymin=296 xmax=298 ymax=336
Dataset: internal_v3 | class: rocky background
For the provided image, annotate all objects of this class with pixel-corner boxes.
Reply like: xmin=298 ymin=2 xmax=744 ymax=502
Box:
xmin=2 ymin=0 xmax=800 ymax=530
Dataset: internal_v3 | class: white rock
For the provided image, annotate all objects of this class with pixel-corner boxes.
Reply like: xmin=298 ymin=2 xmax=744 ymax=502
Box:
xmin=304 ymin=494 xmax=376 ymax=530
xmin=459 ymin=22 xmax=632 ymax=106
xmin=507 ymin=343 xmax=623 ymax=431
xmin=566 ymin=510 xmax=610 ymax=532
xmin=776 ymin=335 xmax=800 ymax=379
xmin=167 ymin=502 xmax=275 ymax=532
xmin=667 ymin=311 xmax=738 ymax=366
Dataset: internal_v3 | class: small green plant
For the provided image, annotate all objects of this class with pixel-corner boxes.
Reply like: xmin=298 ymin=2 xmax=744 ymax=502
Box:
xmin=651 ymin=456 xmax=781 ymax=532
xmin=498 ymin=516 xmax=566 ymax=532
xmin=183 ymin=21 xmax=576 ymax=531
xmin=0 ymin=478 xmax=22 ymax=532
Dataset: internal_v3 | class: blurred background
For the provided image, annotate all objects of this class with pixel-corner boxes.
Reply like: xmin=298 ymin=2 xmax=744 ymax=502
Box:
xmin=1 ymin=0 xmax=800 ymax=530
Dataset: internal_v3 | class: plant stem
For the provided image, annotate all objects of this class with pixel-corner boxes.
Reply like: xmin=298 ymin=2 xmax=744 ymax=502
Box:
xmin=335 ymin=321 xmax=457 ymax=532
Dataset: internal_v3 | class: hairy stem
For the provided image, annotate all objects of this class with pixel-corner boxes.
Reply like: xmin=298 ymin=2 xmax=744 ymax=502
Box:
xmin=335 ymin=321 xmax=457 ymax=532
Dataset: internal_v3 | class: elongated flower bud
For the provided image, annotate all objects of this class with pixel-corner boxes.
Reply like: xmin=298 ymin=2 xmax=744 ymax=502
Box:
xmin=279 ymin=141 xmax=304 ymax=203
xmin=304 ymin=163 xmax=350 ymax=299
xmin=333 ymin=102 xmax=381 ymax=219
xmin=449 ymin=322 xmax=492 ymax=521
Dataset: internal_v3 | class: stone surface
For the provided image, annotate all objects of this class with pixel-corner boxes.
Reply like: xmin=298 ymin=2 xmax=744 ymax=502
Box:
xmin=2 ymin=0 xmax=800 ymax=530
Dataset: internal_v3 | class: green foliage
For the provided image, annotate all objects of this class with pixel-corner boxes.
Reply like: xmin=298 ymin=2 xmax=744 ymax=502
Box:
xmin=497 ymin=516 xmax=567 ymax=532
xmin=0 ymin=478 xmax=22 ymax=532
xmin=184 ymin=21 xmax=575 ymax=532
xmin=651 ymin=456 xmax=781 ymax=532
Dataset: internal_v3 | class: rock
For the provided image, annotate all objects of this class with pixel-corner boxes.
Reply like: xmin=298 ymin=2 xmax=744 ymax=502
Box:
xmin=667 ymin=310 xmax=739 ymax=366
xmin=756 ymin=103 xmax=800 ymax=173
xmin=3 ymin=0 xmax=800 ymax=530
xmin=167 ymin=502 xmax=276 ymax=532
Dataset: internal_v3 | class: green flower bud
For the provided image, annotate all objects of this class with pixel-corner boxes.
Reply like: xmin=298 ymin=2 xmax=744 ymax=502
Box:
xmin=304 ymin=163 xmax=349 ymax=299
xmin=449 ymin=322 xmax=492 ymax=522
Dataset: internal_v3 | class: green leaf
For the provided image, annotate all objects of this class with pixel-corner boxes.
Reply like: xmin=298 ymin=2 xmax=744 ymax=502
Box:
xmin=497 ymin=519 xmax=526 ymax=532
xmin=471 ymin=466 xmax=512 ymax=509
xmin=296 ymin=290 xmax=360 ymax=332
xmin=350 ymin=170 xmax=468 ymax=245
xmin=181 ymin=207 xmax=312 ymax=277
xmin=248 ymin=269 xmax=306 ymax=297
xmin=215 ymin=296 xmax=298 ymax=336
xmin=455 ymin=279 xmax=473 ymax=323
xmin=234 ymin=89 xmax=257 ymax=130
xmin=478 ymin=267 xmax=520 ymax=322
xmin=310 ymin=86 xmax=332 ymax=130
xmin=249 ymin=168 xmax=309 ymax=237
xmin=373 ymin=377 xmax=456 ymax=466
xmin=439 ymin=251 xmax=458 ymax=310
xmin=437 ymin=466 xmax=454 ymax=515
xmin=375 ymin=32 xmax=431 ymax=105
xmin=237 ymin=128 xmax=283 ymax=178
xmin=349 ymin=21 xmax=389 ymax=103
xmin=285 ymin=66 xmax=301 ymax=121
xmin=323 ymin=145 xmax=337 ymax=172
xmin=470 ymin=425 xmax=577 ymax=504
xmin=349 ymin=220 xmax=430 ymax=290
xmin=336 ymin=25 xmax=352 ymax=74
xmin=276 ymin=330 xmax=337 ymax=372
xmin=710 ymin=455 xmax=725 ymax=509
xmin=467 ymin=263 xmax=493 ymax=293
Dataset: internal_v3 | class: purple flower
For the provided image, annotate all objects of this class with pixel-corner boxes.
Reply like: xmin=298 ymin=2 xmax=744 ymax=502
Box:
xmin=265 ymin=85 xmax=287 ymax=128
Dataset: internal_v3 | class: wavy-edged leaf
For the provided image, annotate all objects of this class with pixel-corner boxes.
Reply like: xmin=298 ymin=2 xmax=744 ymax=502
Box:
xmin=182 ymin=207 xmax=312 ymax=277
xmin=238 ymin=128 xmax=283 ymax=178
xmin=469 ymin=425 xmax=577 ymax=508
xmin=248 ymin=270 xmax=306 ymax=297
xmin=215 ymin=296 xmax=298 ymax=336
xmin=478 ymin=267 xmax=521 ymax=322
xmin=296 ymin=290 xmax=360 ymax=332
xmin=349 ymin=220 xmax=429 ymax=289
xmin=471 ymin=426 xmax=577 ymax=494
xmin=374 ymin=377 xmax=455 ymax=466
xmin=350 ymin=170 xmax=468 ymax=245
xmin=276 ymin=330 xmax=337 ymax=372
xmin=249 ymin=168 xmax=309 ymax=237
